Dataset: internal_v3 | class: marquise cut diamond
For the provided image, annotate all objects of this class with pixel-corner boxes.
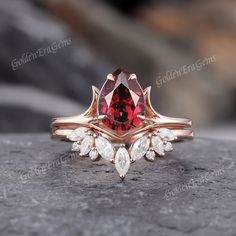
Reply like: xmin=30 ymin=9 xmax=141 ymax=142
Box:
xmin=95 ymin=136 xmax=115 ymax=161
xmin=68 ymin=127 xmax=89 ymax=142
xmin=130 ymin=136 xmax=150 ymax=161
xmin=158 ymin=128 xmax=176 ymax=141
xmin=151 ymin=135 xmax=164 ymax=155
xmin=164 ymin=142 xmax=173 ymax=152
xmin=67 ymin=121 xmax=176 ymax=177
xmin=80 ymin=135 xmax=94 ymax=156
xmin=115 ymin=147 xmax=130 ymax=178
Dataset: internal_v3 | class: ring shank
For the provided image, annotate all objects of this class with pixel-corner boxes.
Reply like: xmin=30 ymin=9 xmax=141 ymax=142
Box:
xmin=51 ymin=85 xmax=194 ymax=143
xmin=51 ymin=118 xmax=194 ymax=143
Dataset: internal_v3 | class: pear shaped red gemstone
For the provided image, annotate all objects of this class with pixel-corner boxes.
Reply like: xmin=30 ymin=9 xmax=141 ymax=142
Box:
xmin=98 ymin=68 xmax=145 ymax=132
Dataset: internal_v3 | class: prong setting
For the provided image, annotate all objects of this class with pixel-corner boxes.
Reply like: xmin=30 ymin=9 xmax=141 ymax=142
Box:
xmin=107 ymin=74 xmax=115 ymax=81
xmin=128 ymin=74 xmax=137 ymax=80
xmin=52 ymin=68 xmax=193 ymax=179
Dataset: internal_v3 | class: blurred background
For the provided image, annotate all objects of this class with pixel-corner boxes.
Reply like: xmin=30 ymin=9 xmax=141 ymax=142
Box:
xmin=0 ymin=0 xmax=235 ymax=140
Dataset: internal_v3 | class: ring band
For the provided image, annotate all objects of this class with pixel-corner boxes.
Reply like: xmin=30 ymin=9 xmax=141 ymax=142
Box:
xmin=51 ymin=68 xmax=194 ymax=179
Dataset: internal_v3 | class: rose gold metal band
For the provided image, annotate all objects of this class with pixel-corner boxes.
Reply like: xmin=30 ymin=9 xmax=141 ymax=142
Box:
xmin=51 ymin=86 xmax=194 ymax=144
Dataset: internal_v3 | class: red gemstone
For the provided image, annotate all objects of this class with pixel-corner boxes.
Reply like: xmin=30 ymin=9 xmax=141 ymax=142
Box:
xmin=98 ymin=68 xmax=145 ymax=132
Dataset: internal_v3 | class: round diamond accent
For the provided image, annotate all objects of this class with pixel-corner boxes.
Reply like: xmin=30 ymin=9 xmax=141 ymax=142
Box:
xmin=89 ymin=149 xmax=99 ymax=161
xmin=72 ymin=142 xmax=80 ymax=152
xmin=146 ymin=150 xmax=155 ymax=161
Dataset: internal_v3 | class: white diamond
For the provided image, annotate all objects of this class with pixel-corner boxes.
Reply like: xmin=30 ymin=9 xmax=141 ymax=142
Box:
xmin=89 ymin=149 xmax=99 ymax=161
xmin=151 ymin=135 xmax=164 ymax=155
xmin=72 ymin=142 xmax=80 ymax=152
xmin=68 ymin=127 xmax=89 ymax=142
xmin=80 ymin=135 xmax=94 ymax=156
xmin=158 ymin=128 xmax=176 ymax=141
xmin=164 ymin=142 xmax=173 ymax=152
xmin=130 ymin=136 xmax=150 ymax=161
xmin=95 ymin=136 xmax=115 ymax=161
xmin=115 ymin=147 xmax=130 ymax=178
xmin=146 ymin=150 xmax=155 ymax=161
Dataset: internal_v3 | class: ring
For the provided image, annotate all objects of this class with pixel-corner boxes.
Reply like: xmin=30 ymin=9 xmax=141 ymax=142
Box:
xmin=51 ymin=68 xmax=194 ymax=179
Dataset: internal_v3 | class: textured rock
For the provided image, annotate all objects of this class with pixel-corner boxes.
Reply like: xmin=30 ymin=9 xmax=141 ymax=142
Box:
xmin=0 ymin=0 xmax=107 ymax=133
xmin=0 ymin=134 xmax=236 ymax=236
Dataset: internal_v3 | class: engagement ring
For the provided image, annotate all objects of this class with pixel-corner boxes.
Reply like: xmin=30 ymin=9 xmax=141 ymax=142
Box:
xmin=51 ymin=68 xmax=194 ymax=179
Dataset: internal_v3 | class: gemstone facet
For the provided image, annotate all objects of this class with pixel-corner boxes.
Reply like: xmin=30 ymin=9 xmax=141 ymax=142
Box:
xmin=115 ymin=147 xmax=130 ymax=178
xmin=151 ymin=135 xmax=164 ymax=155
xmin=68 ymin=127 xmax=89 ymax=142
xmin=158 ymin=128 xmax=176 ymax=141
xmin=146 ymin=150 xmax=156 ymax=161
xmin=80 ymin=135 xmax=94 ymax=156
xmin=130 ymin=136 xmax=150 ymax=161
xmin=98 ymin=68 xmax=145 ymax=132
xmin=72 ymin=142 xmax=80 ymax=152
xmin=89 ymin=149 xmax=99 ymax=161
xmin=164 ymin=142 xmax=173 ymax=152
xmin=95 ymin=136 xmax=115 ymax=161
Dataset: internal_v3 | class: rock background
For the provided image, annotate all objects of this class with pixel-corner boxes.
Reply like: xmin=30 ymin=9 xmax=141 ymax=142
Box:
xmin=1 ymin=1 xmax=236 ymax=235
xmin=0 ymin=0 xmax=107 ymax=133
xmin=0 ymin=134 xmax=235 ymax=236
xmin=0 ymin=0 xmax=235 ymax=133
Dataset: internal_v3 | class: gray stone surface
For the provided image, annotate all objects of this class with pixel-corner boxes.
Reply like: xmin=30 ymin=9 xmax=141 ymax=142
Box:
xmin=0 ymin=134 xmax=236 ymax=236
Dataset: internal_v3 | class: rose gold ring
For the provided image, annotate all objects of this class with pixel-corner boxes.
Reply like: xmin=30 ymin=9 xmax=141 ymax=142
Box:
xmin=51 ymin=68 xmax=194 ymax=179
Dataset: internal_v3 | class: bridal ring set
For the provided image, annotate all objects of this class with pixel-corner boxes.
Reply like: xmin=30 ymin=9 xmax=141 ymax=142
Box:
xmin=51 ymin=68 xmax=194 ymax=179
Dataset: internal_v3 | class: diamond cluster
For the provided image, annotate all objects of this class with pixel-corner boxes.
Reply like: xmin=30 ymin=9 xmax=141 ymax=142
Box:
xmin=68 ymin=127 xmax=176 ymax=178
